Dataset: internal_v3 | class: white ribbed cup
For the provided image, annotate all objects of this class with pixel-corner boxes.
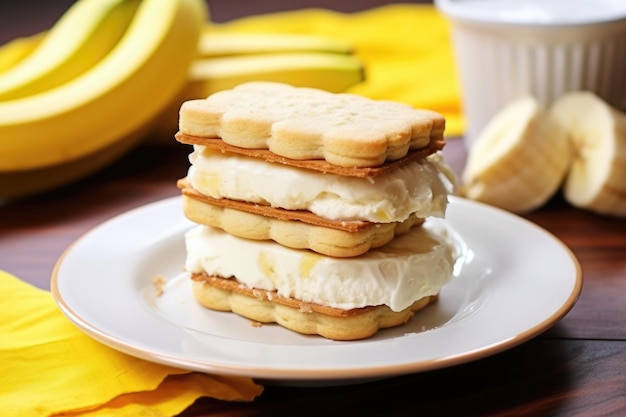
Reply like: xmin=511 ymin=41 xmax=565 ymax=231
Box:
xmin=435 ymin=0 xmax=626 ymax=149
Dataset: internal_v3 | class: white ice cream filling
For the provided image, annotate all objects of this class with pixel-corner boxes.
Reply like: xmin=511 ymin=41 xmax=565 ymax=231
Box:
xmin=185 ymin=222 xmax=456 ymax=312
xmin=186 ymin=146 xmax=454 ymax=223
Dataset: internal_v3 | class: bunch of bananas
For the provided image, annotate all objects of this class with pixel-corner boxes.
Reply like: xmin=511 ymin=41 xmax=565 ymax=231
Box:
xmin=460 ymin=92 xmax=626 ymax=218
xmin=0 ymin=0 xmax=365 ymax=200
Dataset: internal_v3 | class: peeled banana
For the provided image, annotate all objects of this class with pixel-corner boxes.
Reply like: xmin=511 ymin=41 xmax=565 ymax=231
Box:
xmin=460 ymin=96 xmax=571 ymax=213
xmin=0 ymin=0 xmax=140 ymax=100
xmin=0 ymin=0 xmax=207 ymax=198
xmin=550 ymin=91 xmax=626 ymax=217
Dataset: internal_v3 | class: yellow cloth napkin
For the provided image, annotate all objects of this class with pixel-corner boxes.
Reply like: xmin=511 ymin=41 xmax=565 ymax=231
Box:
xmin=209 ymin=4 xmax=464 ymax=136
xmin=0 ymin=270 xmax=263 ymax=417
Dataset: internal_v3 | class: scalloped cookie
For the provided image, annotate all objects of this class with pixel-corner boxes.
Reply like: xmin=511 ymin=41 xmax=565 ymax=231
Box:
xmin=191 ymin=274 xmax=438 ymax=341
xmin=178 ymin=178 xmax=425 ymax=257
xmin=178 ymin=81 xmax=445 ymax=167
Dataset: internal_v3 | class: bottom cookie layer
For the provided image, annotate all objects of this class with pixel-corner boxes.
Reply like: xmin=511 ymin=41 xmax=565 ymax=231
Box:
xmin=191 ymin=273 xmax=438 ymax=341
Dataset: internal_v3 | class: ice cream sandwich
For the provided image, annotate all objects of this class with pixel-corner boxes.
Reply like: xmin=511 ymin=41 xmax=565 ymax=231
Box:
xmin=175 ymin=82 xmax=456 ymax=340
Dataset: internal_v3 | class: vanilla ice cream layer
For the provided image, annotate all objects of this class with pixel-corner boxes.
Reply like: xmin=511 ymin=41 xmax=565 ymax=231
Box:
xmin=186 ymin=146 xmax=454 ymax=223
xmin=185 ymin=223 xmax=456 ymax=312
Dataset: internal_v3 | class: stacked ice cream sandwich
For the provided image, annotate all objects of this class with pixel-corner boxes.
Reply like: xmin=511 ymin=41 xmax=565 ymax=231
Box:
xmin=175 ymin=82 xmax=456 ymax=340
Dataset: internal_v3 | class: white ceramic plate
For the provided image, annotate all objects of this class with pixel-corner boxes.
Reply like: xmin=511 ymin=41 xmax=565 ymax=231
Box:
xmin=52 ymin=196 xmax=581 ymax=384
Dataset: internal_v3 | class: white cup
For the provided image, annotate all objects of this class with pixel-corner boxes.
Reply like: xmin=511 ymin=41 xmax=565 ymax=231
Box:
xmin=435 ymin=0 xmax=626 ymax=149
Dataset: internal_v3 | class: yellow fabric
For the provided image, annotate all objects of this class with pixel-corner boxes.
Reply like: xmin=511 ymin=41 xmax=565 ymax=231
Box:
xmin=0 ymin=270 xmax=263 ymax=417
xmin=209 ymin=4 xmax=464 ymax=136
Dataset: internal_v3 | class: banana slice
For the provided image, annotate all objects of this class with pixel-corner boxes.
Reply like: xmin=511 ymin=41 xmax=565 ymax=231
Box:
xmin=550 ymin=91 xmax=626 ymax=217
xmin=460 ymin=96 xmax=571 ymax=213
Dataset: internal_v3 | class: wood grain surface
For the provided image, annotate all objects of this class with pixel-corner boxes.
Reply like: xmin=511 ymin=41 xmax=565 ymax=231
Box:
xmin=1 ymin=1 xmax=625 ymax=416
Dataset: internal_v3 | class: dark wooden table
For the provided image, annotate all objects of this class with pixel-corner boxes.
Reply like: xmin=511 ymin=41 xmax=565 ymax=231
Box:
xmin=1 ymin=1 xmax=625 ymax=416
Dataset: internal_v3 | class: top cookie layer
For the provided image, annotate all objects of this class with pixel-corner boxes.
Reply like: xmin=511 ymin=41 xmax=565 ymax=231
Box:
xmin=178 ymin=82 xmax=445 ymax=168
